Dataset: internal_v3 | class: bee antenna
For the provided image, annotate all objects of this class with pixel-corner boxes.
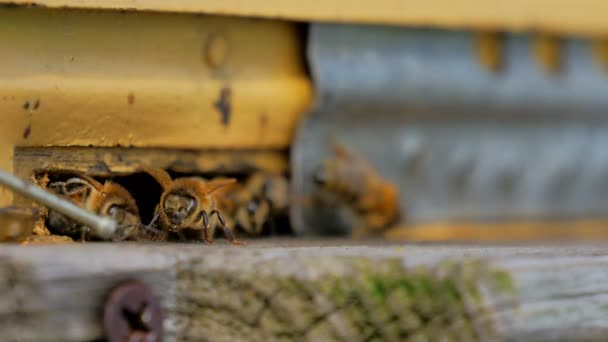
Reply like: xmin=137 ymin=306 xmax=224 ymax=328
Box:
xmin=202 ymin=210 xmax=209 ymax=229
xmin=139 ymin=166 xmax=174 ymax=191
xmin=75 ymin=173 xmax=105 ymax=192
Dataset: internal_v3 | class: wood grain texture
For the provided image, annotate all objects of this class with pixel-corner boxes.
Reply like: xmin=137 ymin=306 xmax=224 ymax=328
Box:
xmin=12 ymin=146 xmax=288 ymax=210
xmin=0 ymin=242 xmax=607 ymax=341
xmin=14 ymin=147 xmax=287 ymax=177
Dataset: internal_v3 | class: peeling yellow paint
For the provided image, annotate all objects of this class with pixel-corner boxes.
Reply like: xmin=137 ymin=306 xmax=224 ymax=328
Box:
xmin=0 ymin=7 xmax=312 ymax=205
xmin=386 ymin=220 xmax=608 ymax=242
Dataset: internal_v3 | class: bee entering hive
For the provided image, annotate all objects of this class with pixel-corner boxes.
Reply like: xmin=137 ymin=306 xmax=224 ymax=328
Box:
xmin=8 ymin=146 xmax=402 ymax=244
xmin=8 ymin=147 xmax=292 ymax=243
xmin=26 ymin=168 xmax=292 ymax=243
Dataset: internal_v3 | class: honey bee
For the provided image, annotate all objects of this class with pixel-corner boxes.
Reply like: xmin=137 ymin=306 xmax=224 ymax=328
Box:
xmin=214 ymin=172 xmax=289 ymax=236
xmin=142 ymin=168 xmax=245 ymax=244
xmin=247 ymin=172 xmax=289 ymax=216
xmin=46 ymin=173 xmax=142 ymax=241
xmin=214 ymin=181 xmax=268 ymax=236
xmin=312 ymin=143 xmax=400 ymax=238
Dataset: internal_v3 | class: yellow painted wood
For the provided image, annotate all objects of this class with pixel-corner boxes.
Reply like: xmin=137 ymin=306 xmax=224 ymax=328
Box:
xmin=3 ymin=0 xmax=608 ymax=37
xmin=0 ymin=7 xmax=312 ymax=205
xmin=386 ymin=220 xmax=608 ymax=242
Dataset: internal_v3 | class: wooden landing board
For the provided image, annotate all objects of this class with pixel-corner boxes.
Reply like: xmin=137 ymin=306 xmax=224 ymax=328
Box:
xmin=1 ymin=240 xmax=607 ymax=341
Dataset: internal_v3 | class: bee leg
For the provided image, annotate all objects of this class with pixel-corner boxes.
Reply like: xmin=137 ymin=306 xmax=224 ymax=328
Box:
xmin=146 ymin=210 xmax=160 ymax=226
xmin=202 ymin=228 xmax=214 ymax=244
xmin=157 ymin=229 xmax=170 ymax=242
xmin=176 ymin=230 xmax=187 ymax=242
xmin=144 ymin=225 xmax=164 ymax=236
xmin=144 ymin=211 xmax=163 ymax=235
xmin=221 ymin=226 xmax=244 ymax=245
xmin=143 ymin=207 xmax=168 ymax=242
xmin=211 ymin=210 xmax=246 ymax=245
xmin=199 ymin=210 xmax=214 ymax=244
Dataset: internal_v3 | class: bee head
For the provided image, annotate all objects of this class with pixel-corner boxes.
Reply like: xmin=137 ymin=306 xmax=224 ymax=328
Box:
xmin=163 ymin=192 xmax=196 ymax=228
xmin=106 ymin=204 xmax=141 ymax=241
xmin=93 ymin=181 xmax=141 ymax=240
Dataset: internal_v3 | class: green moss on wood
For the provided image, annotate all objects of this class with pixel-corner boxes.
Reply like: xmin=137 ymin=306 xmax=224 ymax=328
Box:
xmin=490 ymin=269 xmax=516 ymax=295
xmin=173 ymin=257 xmax=506 ymax=341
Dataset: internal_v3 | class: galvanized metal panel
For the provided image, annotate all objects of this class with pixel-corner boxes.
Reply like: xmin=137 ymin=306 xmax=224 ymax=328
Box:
xmin=292 ymin=23 xmax=608 ymax=235
xmin=311 ymin=24 xmax=608 ymax=116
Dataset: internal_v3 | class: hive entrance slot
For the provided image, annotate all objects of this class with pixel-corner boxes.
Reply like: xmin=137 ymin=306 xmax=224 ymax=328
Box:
xmin=34 ymin=169 xmax=292 ymax=237
xmin=13 ymin=147 xmax=292 ymax=238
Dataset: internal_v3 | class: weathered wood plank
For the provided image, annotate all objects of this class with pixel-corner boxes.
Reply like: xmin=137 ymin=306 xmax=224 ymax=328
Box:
xmin=14 ymin=147 xmax=288 ymax=178
xmin=0 ymin=242 xmax=607 ymax=341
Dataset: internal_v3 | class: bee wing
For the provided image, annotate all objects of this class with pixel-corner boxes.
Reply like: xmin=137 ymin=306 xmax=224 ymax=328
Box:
xmin=139 ymin=167 xmax=174 ymax=191
xmin=205 ymin=177 xmax=237 ymax=194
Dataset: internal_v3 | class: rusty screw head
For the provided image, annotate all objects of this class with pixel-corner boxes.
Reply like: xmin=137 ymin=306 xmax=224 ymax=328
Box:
xmin=103 ymin=280 xmax=163 ymax=342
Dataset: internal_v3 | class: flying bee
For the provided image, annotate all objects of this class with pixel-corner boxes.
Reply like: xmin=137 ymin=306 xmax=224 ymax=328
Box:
xmin=142 ymin=168 xmax=245 ymax=244
xmin=46 ymin=173 xmax=142 ymax=242
xmin=312 ymin=143 xmax=400 ymax=238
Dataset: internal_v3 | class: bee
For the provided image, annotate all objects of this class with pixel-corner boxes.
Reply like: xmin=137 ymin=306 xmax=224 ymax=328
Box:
xmin=142 ymin=168 xmax=245 ymax=244
xmin=214 ymin=172 xmax=289 ymax=236
xmin=46 ymin=173 xmax=142 ymax=241
xmin=214 ymin=181 xmax=269 ymax=236
xmin=246 ymin=172 xmax=289 ymax=217
xmin=312 ymin=143 xmax=400 ymax=238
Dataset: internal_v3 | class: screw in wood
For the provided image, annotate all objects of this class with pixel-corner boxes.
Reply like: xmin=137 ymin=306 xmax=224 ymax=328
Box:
xmin=103 ymin=280 xmax=163 ymax=342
